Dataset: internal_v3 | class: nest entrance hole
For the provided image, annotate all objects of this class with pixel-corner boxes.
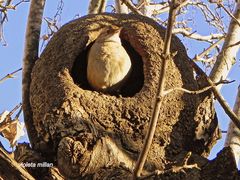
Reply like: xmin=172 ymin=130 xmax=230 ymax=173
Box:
xmin=71 ymin=38 xmax=144 ymax=97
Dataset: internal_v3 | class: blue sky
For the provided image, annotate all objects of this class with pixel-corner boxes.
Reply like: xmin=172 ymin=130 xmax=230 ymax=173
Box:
xmin=0 ymin=0 xmax=239 ymax=162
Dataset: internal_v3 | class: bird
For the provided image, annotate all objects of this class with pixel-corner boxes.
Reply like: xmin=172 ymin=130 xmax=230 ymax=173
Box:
xmin=87 ymin=27 xmax=132 ymax=94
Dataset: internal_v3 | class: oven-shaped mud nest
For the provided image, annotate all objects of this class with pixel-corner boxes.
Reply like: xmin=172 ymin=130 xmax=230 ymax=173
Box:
xmin=29 ymin=13 xmax=220 ymax=177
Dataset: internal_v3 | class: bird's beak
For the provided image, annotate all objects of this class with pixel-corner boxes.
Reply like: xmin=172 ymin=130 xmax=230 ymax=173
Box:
xmin=115 ymin=27 xmax=122 ymax=34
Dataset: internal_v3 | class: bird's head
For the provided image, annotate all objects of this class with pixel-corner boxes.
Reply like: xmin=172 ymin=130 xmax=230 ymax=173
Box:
xmin=95 ymin=27 xmax=123 ymax=43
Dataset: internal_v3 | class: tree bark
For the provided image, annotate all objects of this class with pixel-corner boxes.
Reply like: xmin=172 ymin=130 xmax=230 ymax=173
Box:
xmin=225 ymin=85 xmax=240 ymax=166
xmin=22 ymin=0 xmax=46 ymax=149
xmin=209 ymin=2 xmax=240 ymax=165
xmin=138 ymin=0 xmax=152 ymax=16
xmin=115 ymin=0 xmax=129 ymax=13
xmin=0 ymin=147 xmax=34 ymax=180
xmin=209 ymin=3 xmax=240 ymax=85
xmin=88 ymin=0 xmax=107 ymax=14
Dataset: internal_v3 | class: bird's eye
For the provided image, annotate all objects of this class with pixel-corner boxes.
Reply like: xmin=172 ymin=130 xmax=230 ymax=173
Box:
xmin=106 ymin=29 xmax=111 ymax=34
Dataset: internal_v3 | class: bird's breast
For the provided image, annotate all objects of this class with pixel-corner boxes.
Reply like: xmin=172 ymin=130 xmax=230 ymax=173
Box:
xmin=87 ymin=41 xmax=132 ymax=93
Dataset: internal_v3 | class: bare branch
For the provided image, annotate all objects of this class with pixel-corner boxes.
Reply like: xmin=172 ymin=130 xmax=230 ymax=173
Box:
xmin=137 ymin=0 xmax=152 ymax=16
xmin=8 ymin=103 xmax=22 ymax=117
xmin=173 ymin=28 xmax=224 ymax=42
xmin=190 ymin=3 xmax=240 ymax=165
xmin=121 ymin=0 xmax=142 ymax=15
xmin=88 ymin=0 xmax=107 ymax=14
xmin=14 ymin=0 xmax=29 ymax=7
xmin=0 ymin=0 xmax=29 ymax=45
xmin=0 ymin=147 xmax=35 ymax=180
xmin=194 ymin=37 xmax=225 ymax=61
xmin=218 ymin=2 xmax=240 ymax=27
xmin=149 ymin=2 xmax=170 ymax=15
xmin=225 ymin=85 xmax=240 ymax=165
xmin=207 ymin=3 xmax=240 ymax=166
xmin=189 ymin=59 xmax=240 ymax=130
xmin=209 ymin=2 xmax=240 ymax=85
xmin=0 ymin=0 xmax=29 ymax=25
xmin=41 ymin=17 xmax=59 ymax=42
xmin=22 ymin=0 xmax=46 ymax=148
xmin=115 ymin=0 xmax=129 ymax=13
xmin=133 ymin=1 xmax=185 ymax=178
xmin=163 ymin=79 xmax=234 ymax=96
xmin=151 ymin=0 xmax=190 ymax=15
xmin=192 ymin=37 xmax=224 ymax=66
xmin=0 ymin=68 xmax=22 ymax=83
xmin=138 ymin=152 xmax=200 ymax=179
xmin=190 ymin=1 xmax=226 ymax=33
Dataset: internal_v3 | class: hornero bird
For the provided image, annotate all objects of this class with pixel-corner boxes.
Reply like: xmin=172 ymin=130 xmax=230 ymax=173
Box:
xmin=87 ymin=27 xmax=132 ymax=94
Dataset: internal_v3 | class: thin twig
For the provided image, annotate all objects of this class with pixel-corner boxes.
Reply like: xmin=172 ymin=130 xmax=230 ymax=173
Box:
xmin=193 ymin=36 xmax=225 ymax=61
xmin=15 ymin=106 xmax=22 ymax=119
xmin=209 ymin=1 xmax=240 ymax=83
xmin=138 ymin=152 xmax=200 ymax=179
xmin=8 ymin=103 xmax=22 ymax=117
xmin=218 ymin=2 xmax=240 ymax=27
xmin=121 ymin=0 xmax=142 ymax=15
xmin=172 ymin=28 xmax=223 ymax=42
xmin=0 ymin=0 xmax=29 ymax=24
xmin=190 ymin=1 xmax=226 ymax=33
xmin=189 ymin=59 xmax=240 ymax=130
xmin=133 ymin=1 xmax=182 ymax=179
xmin=0 ymin=68 xmax=22 ymax=83
xmin=14 ymin=0 xmax=29 ymax=8
xmin=163 ymin=79 xmax=234 ymax=96
xmin=150 ymin=0 xmax=190 ymax=16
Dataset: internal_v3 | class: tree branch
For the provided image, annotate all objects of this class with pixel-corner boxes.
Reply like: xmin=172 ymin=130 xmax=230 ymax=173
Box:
xmin=0 ymin=68 xmax=22 ymax=83
xmin=217 ymin=2 xmax=240 ymax=27
xmin=163 ymin=79 xmax=233 ymax=96
xmin=172 ymin=28 xmax=223 ymax=42
xmin=133 ymin=1 xmax=184 ymax=179
xmin=137 ymin=0 xmax=152 ymax=16
xmin=0 ymin=147 xmax=34 ymax=180
xmin=193 ymin=36 xmax=224 ymax=61
xmin=88 ymin=0 xmax=107 ymax=14
xmin=149 ymin=0 xmax=190 ymax=16
xmin=209 ymin=2 xmax=240 ymax=86
xmin=207 ymin=2 xmax=240 ymax=166
xmin=115 ymin=0 xmax=129 ymax=13
xmin=189 ymin=60 xmax=240 ymax=130
xmin=22 ymin=0 xmax=46 ymax=148
xmin=0 ymin=0 xmax=29 ymax=24
xmin=224 ymin=85 xmax=240 ymax=165
xmin=121 ymin=0 xmax=142 ymax=15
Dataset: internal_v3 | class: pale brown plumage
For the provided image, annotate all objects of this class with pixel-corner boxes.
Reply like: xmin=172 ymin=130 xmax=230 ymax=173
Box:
xmin=87 ymin=27 xmax=132 ymax=93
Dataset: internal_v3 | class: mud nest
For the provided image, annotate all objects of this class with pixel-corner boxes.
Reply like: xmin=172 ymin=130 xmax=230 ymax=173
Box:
xmin=29 ymin=13 xmax=221 ymax=177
